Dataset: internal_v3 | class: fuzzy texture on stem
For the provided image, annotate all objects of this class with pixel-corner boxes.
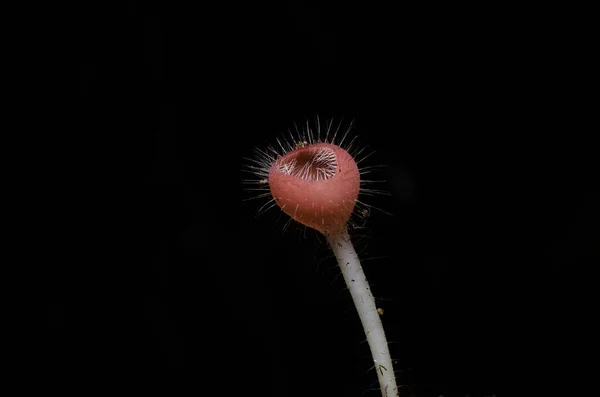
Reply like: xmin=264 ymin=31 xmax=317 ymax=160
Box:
xmin=268 ymin=140 xmax=398 ymax=396
xmin=328 ymin=229 xmax=398 ymax=397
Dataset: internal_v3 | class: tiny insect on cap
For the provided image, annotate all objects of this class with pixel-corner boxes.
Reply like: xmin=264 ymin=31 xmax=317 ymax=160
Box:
xmin=269 ymin=143 xmax=360 ymax=236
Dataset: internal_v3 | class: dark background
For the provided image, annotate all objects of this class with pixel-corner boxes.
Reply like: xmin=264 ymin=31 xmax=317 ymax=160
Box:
xmin=56 ymin=1 xmax=596 ymax=396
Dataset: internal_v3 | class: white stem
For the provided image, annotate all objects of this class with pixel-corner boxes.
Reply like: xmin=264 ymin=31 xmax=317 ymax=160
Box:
xmin=327 ymin=229 xmax=398 ymax=397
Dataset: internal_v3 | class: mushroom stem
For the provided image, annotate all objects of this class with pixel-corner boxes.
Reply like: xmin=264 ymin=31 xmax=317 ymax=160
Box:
xmin=327 ymin=228 xmax=399 ymax=397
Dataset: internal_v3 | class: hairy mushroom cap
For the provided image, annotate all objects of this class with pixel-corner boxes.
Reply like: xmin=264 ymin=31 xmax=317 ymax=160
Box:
xmin=269 ymin=143 xmax=360 ymax=236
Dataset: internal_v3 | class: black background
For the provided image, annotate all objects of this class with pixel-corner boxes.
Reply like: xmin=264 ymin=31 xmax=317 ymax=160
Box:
xmin=57 ymin=1 xmax=597 ymax=396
